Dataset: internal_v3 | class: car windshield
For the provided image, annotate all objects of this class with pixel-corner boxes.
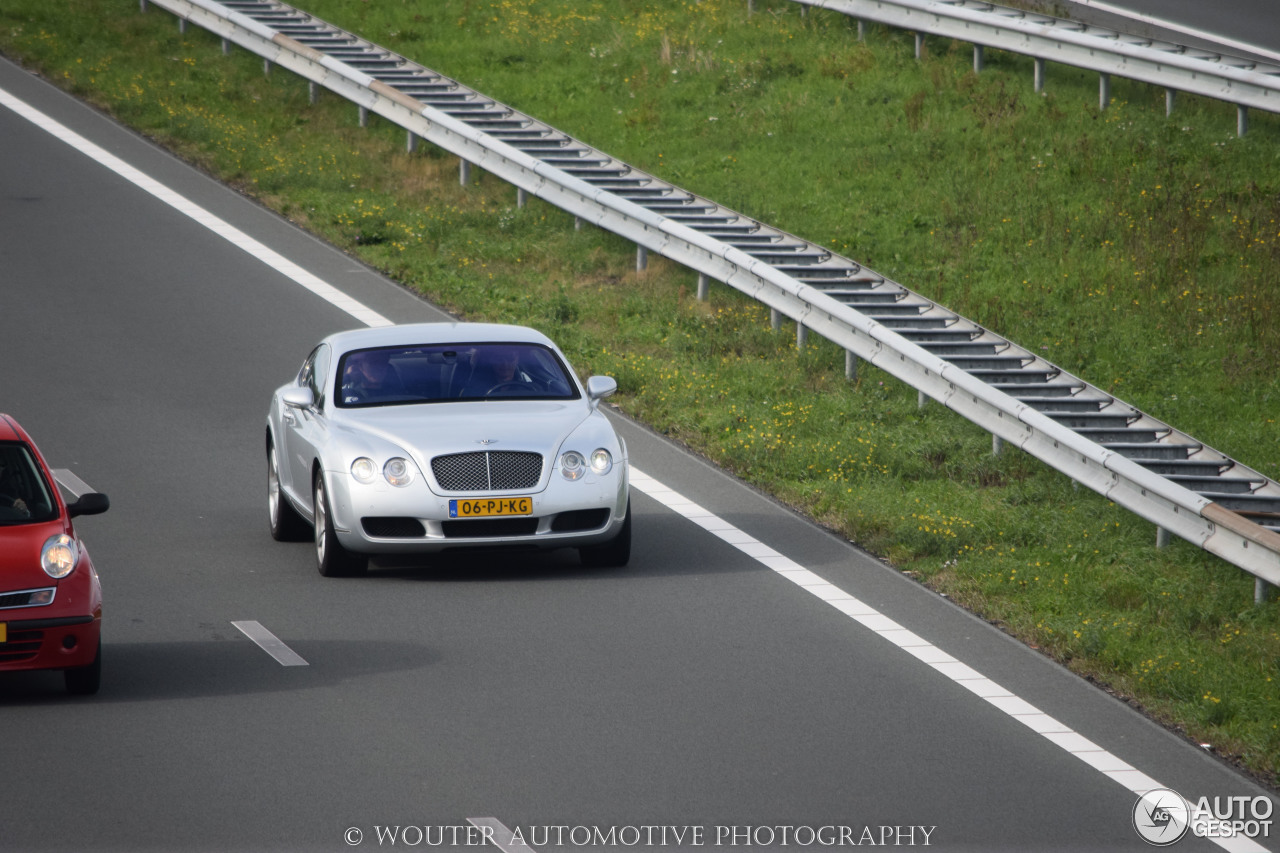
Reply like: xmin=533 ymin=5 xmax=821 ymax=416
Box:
xmin=0 ymin=442 xmax=59 ymax=525
xmin=335 ymin=342 xmax=580 ymax=408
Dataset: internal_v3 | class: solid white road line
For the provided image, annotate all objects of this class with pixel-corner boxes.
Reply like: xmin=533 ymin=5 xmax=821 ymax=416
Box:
xmin=232 ymin=620 xmax=309 ymax=667
xmin=0 ymin=86 xmax=394 ymax=329
xmin=6 ymin=77 xmax=1264 ymax=853
xmin=627 ymin=467 xmax=1267 ymax=853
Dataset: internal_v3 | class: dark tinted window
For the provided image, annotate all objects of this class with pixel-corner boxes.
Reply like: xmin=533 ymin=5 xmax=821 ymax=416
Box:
xmin=0 ymin=442 xmax=58 ymax=525
xmin=335 ymin=343 xmax=579 ymax=408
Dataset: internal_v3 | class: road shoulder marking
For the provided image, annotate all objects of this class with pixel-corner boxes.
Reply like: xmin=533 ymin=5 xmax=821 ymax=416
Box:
xmin=628 ymin=466 xmax=1267 ymax=853
xmin=0 ymin=86 xmax=392 ymax=329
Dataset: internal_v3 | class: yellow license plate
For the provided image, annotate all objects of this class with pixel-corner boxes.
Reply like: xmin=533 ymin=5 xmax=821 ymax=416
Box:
xmin=449 ymin=497 xmax=532 ymax=518
xmin=0 ymin=623 xmax=6 ymax=644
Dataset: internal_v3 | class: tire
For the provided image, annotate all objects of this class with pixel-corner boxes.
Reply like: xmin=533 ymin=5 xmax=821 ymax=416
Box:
xmin=268 ymin=439 xmax=310 ymax=542
xmin=65 ymin=640 xmax=101 ymax=696
xmin=313 ymin=471 xmax=367 ymax=577
xmin=580 ymin=500 xmax=631 ymax=568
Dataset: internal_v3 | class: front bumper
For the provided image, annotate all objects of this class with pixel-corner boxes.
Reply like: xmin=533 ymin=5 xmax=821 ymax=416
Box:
xmin=0 ymin=550 xmax=103 ymax=673
xmin=324 ymin=465 xmax=630 ymax=555
xmin=0 ymin=614 xmax=100 ymax=672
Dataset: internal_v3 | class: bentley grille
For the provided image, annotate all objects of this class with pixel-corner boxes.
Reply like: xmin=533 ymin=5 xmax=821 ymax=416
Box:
xmin=431 ymin=451 xmax=543 ymax=491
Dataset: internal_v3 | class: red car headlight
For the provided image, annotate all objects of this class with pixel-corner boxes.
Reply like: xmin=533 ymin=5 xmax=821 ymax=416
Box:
xmin=41 ymin=534 xmax=79 ymax=579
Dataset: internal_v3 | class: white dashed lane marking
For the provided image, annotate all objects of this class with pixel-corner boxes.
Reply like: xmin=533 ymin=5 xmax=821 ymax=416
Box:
xmin=232 ymin=620 xmax=309 ymax=667
xmin=52 ymin=469 xmax=94 ymax=498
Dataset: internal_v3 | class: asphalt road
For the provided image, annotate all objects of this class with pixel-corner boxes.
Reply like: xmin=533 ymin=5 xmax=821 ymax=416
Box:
xmin=1046 ymin=0 xmax=1280 ymax=62
xmin=0 ymin=26 xmax=1275 ymax=853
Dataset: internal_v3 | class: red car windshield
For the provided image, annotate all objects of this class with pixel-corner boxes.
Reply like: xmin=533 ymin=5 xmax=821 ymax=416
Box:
xmin=0 ymin=442 xmax=58 ymax=525
xmin=336 ymin=343 xmax=579 ymax=408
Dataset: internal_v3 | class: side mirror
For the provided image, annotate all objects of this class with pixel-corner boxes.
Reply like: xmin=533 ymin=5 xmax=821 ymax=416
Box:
xmin=281 ymin=387 xmax=315 ymax=409
xmin=68 ymin=492 xmax=109 ymax=518
xmin=585 ymin=376 xmax=617 ymax=406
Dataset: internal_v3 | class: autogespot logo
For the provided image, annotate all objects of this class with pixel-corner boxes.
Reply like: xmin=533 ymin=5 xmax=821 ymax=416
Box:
xmin=1133 ymin=789 xmax=1191 ymax=846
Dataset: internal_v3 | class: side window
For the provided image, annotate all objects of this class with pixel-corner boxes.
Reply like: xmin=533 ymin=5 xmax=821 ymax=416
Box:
xmin=295 ymin=345 xmax=331 ymax=409
xmin=297 ymin=347 xmax=319 ymax=391
xmin=310 ymin=344 xmax=331 ymax=409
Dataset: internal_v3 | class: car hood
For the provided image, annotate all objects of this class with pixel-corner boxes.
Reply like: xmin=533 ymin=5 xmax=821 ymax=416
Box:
xmin=0 ymin=519 xmax=71 ymax=590
xmin=333 ymin=400 xmax=591 ymax=459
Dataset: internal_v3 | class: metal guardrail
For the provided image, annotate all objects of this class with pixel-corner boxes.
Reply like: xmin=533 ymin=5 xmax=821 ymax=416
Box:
xmin=142 ymin=0 xmax=1280 ymax=598
xmin=796 ymin=0 xmax=1280 ymax=135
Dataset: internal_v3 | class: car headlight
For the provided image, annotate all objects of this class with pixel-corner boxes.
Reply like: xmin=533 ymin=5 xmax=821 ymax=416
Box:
xmin=383 ymin=457 xmax=414 ymax=487
xmin=589 ymin=448 xmax=613 ymax=475
xmin=560 ymin=450 xmax=586 ymax=481
xmin=351 ymin=457 xmax=377 ymax=484
xmin=41 ymin=534 xmax=79 ymax=579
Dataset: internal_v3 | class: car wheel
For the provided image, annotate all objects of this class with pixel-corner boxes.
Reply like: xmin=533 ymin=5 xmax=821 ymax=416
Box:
xmin=268 ymin=440 xmax=309 ymax=542
xmin=64 ymin=641 xmax=101 ymax=696
xmin=579 ymin=500 xmax=631 ymax=568
xmin=313 ymin=471 xmax=367 ymax=577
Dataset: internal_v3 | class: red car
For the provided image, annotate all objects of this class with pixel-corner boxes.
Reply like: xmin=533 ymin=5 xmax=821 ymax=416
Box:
xmin=0 ymin=414 xmax=109 ymax=695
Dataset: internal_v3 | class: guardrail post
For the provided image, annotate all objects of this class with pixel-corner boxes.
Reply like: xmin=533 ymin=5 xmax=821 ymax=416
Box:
xmin=263 ymin=59 xmax=273 ymax=77
xmin=1099 ymin=72 xmax=1111 ymax=110
xmin=796 ymin=323 xmax=808 ymax=350
xmin=1034 ymin=58 xmax=1045 ymax=93
xmin=918 ymin=390 xmax=927 ymax=410
xmin=309 ymin=82 xmax=319 ymax=104
xmin=140 ymin=0 xmax=148 ymax=10
xmin=974 ymin=45 xmax=984 ymax=74
xmin=748 ymin=0 xmax=756 ymax=14
xmin=993 ymin=435 xmax=1004 ymax=456
xmin=574 ymin=216 xmax=583 ymax=232
xmin=460 ymin=160 xmax=471 ymax=186
xmin=857 ymin=20 xmax=865 ymax=41
xmin=1166 ymin=88 xmax=1176 ymax=116
xmin=358 ymin=106 xmax=369 ymax=127
xmin=221 ymin=38 xmax=231 ymax=56
xmin=771 ymin=309 xmax=782 ymax=331
xmin=636 ymin=245 xmax=648 ymax=272
xmin=1237 ymin=105 xmax=1249 ymax=137
xmin=1156 ymin=526 xmax=1171 ymax=548
xmin=839 ymin=350 xmax=860 ymax=379
xmin=914 ymin=33 xmax=924 ymax=60
xmin=517 ymin=188 xmax=528 ymax=209
xmin=406 ymin=132 xmax=417 ymax=153
xmin=1257 ymin=578 xmax=1274 ymax=605
xmin=696 ymin=273 xmax=709 ymax=302
xmin=178 ymin=17 xmax=187 ymax=35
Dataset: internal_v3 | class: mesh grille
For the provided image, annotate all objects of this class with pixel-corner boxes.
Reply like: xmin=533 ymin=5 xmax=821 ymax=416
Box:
xmin=0 ymin=628 xmax=43 ymax=663
xmin=550 ymin=508 xmax=610 ymax=532
xmin=362 ymin=517 xmax=426 ymax=538
xmin=442 ymin=518 xmax=538 ymax=538
xmin=431 ymin=451 xmax=543 ymax=491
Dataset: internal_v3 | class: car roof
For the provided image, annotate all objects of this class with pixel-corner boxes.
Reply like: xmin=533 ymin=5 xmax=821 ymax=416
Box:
xmin=0 ymin=414 xmax=27 ymax=443
xmin=321 ymin=322 xmax=558 ymax=354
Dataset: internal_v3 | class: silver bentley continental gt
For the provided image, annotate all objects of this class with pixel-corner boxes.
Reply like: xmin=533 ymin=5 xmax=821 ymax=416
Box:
xmin=266 ymin=323 xmax=631 ymax=576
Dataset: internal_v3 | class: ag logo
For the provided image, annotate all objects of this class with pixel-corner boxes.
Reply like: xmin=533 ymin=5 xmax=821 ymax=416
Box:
xmin=1133 ymin=788 xmax=1191 ymax=846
